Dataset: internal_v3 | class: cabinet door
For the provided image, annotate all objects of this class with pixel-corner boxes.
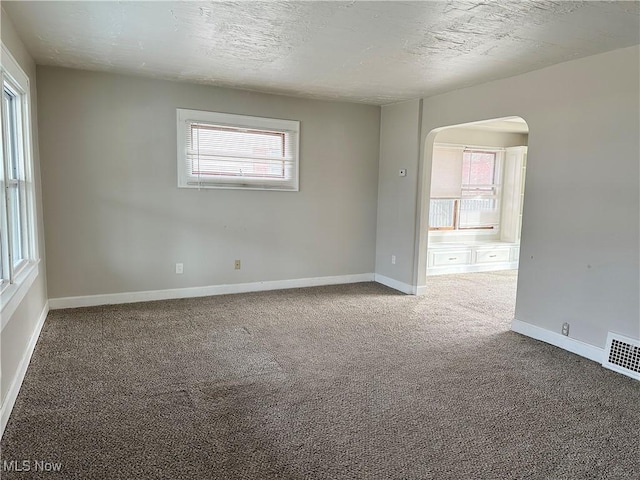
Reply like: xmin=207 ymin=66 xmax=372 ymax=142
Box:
xmin=517 ymin=151 xmax=527 ymax=242
xmin=430 ymin=249 xmax=472 ymax=267
xmin=475 ymin=247 xmax=511 ymax=264
xmin=501 ymin=146 xmax=527 ymax=243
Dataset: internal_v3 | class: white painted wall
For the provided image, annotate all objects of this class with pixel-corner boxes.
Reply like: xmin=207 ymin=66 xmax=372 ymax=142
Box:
xmin=435 ymin=128 xmax=527 ymax=148
xmin=374 ymin=99 xmax=422 ymax=289
xmin=376 ymin=45 xmax=639 ymax=348
xmin=37 ymin=67 xmax=381 ymax=300
xmin=0 ymin=9 xmax=48 ymax=434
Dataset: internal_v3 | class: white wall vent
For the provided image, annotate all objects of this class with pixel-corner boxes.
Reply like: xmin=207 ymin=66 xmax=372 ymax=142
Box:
xmin=602 ymin=332 xmax=640 ymax=380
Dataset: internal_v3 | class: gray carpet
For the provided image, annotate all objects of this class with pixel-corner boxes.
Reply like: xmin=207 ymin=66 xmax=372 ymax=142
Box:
xmin=2 ymin=271 xmax=639 ymax=479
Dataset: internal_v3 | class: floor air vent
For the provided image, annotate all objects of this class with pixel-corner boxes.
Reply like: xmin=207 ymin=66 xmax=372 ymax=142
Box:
xmin=602 ymin=333 xmax=640 ymax=380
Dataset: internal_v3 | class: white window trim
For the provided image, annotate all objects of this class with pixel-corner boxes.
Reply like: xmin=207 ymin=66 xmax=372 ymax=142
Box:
xmin=429 ymin=144 xmax=505 ymax=232
xmin=176 ymin=108 xmax=300 ymax=191
xmin=1 ymin=43 xmax=40 ymax=330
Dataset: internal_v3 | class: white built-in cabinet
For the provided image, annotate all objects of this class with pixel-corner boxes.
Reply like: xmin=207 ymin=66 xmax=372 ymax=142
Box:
xmin=427 ymin=146 xmax=527 ymax=276
xmin=427 ymin=242 xmax=520 ymax=275
xmin=500 ymin=146 xmax=527 ymax=243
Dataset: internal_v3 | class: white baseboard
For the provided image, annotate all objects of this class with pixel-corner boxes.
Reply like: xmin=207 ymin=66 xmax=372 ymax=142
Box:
xmin=415 ymin=285 xmax=428 ymax=296
xmin=1 ymin=301 xmax=49 ymax=440
xmin=374 ymin=274 xmax=415 ymax=295
xmin=49 ymin=274 xmax=376 ymax=309
xmin=511 ymin=319 xmax=604 ymax=364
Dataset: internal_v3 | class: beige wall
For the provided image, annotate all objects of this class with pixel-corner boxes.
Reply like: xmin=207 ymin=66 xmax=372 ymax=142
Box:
xmin=0 ymin=9 xmax=48 ymax=411
xmin=374 ymin=99 xmax=422 ymax=286
xmin=435 ymin=128 xmax=527 ymax=147
xmin=37 ymin=67 xmax=381 ymax=299
xmin=376 ymin=45 xmax=639 ymax=348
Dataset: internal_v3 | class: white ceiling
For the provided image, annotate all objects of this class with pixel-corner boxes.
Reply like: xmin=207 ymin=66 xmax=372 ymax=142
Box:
xmin=4 ymin=1 xmax=639 ymax=105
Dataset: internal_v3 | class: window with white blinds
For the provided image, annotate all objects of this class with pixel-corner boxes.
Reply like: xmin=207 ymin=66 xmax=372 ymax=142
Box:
xmin=177 ymin=109 xmax=299 ymax=191
xmin=429 ymin=145 xmax=503 ymax=231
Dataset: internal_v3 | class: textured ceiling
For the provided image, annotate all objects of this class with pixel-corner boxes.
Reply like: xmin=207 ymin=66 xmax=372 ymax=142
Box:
xmin=3 ymin=1 xmax=639 ymax=105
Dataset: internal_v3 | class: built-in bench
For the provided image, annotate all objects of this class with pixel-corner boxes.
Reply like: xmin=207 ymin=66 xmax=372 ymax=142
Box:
xmin=427 ymin=241 xmax=519 ymax=275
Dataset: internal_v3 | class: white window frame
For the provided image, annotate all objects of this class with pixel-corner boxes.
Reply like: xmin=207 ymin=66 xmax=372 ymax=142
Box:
xmin=177 ymin=108 xmax=300 ymax=191
xmin=458 ymin=149 xmax=503 ymax=230
xmin=428 ymin=144 xmax=504 ymax=233
xmin=1 ymin=43 xmax=40 ymax=330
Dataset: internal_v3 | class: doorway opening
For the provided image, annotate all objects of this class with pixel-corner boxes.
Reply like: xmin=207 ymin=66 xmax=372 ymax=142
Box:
xmin=424 ymin=117 xmax=529 ymax=277
xmin=413 ymin=116 xmax=530 ymax=326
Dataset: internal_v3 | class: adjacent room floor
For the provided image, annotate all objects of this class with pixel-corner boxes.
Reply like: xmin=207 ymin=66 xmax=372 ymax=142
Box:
xmin=2 ymin=271 xmax=638 ymax=479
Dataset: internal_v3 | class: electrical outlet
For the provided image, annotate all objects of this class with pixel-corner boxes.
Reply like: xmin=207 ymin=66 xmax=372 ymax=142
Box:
xmin=391 ymin=255 xmax=396 ymax=265
xmin=234 ymin=260 xmax=241 ymax=270
xmin=175 ymin=263 xmax=183 ymax=274
xmin=561 ymin=322 xmax=570 ymax=336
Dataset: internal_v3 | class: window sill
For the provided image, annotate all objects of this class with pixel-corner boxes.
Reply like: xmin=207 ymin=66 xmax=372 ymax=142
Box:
xmin=429 ymin=229 xmax=498 ymax=238
xmin=180 ymin=175 xmax=299 ymax=191
xmin=1 ymin=260 xmax=40 ymax=331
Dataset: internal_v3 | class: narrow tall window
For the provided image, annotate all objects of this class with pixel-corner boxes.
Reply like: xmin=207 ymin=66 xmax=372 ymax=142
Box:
xmin=459 ymin=150 xmax=500 ymax=229
xmin=177 ymin=109 xmax=299 ymax=191
xmin=3 ymin=86 xmax=28 ymax=272
xmin=1 ymin=43 xmax=38 ymax=305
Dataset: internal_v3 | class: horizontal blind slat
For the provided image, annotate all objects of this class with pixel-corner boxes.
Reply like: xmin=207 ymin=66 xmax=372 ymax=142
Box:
xmin=187 ymin=152 xmax=294 ymax=163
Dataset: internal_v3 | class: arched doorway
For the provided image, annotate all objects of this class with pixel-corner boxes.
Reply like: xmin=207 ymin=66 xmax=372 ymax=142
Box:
xmin=414 ymin=116 xmax=530 ymax=295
